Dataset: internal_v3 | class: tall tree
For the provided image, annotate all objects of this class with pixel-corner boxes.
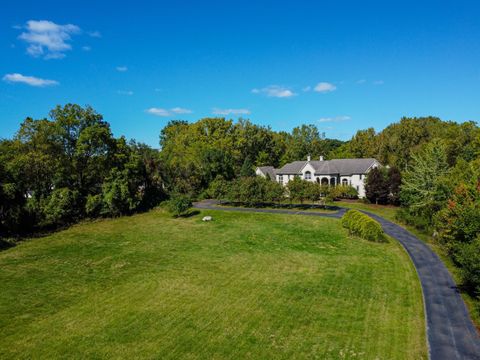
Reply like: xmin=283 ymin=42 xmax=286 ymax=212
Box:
xmin=365 ymin=167 xmax=389 ymax=204
xmin=400 ymin=140 xmax=449 ymax=226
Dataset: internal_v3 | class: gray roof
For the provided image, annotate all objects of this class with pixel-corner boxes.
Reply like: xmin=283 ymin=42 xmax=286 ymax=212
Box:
xmin=276 ymin=158 xmax=379 ymax=176
xmin=276 ymin=161 xmax=307 ymax=175
xmin=257 ymin=166 xmax=277 ymax=179
xmin=327 ymin=158 xmax=378 ymax=175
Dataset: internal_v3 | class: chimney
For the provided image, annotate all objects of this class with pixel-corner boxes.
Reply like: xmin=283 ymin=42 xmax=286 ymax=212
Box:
xmin=307 ymin=155 xmax=311 ymax=162
xmin=319 ymin=155 xmax=324 ymax=161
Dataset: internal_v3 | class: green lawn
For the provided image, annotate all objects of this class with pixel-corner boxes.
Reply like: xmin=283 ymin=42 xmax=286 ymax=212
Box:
xmin=334 ymin=200 xmax=480 ymax=329
xmin=0 ymin=209 xmax=426 ymax=359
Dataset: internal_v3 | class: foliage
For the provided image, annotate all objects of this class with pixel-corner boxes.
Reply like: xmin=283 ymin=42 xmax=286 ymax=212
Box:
xmin=227 ymin=177 xmax=284 ymax=206
xmin=455 ymin=237 xmax=480 ymax=297
xmin=0 ymin=104 xmax=165 ymax=236
xmin=364 ymin=166 xmax=401 ymax=205
xmin=101 ymin=169 xmax=141 ymax=217
xmin=159 ymin=119 xmax=344 ymax=194
xmin=85 ymin=194 xmax=103 ymax=217
xmin=341 ymin=209 xmax=385 ymax=242
xmin=327 ymin=185 xmax=358 ymax=201
xmin=365 ymin=167 xmax=389 ymax=205
xmin=400 ymin=140 xmax=449 ymax=229
xmin=240 ymin=156 xmax=255 ymax=177
xmin=387 ymin=166 xmax=402 ymax=205
xmin=166 ymin=194 xmax=192 ymax=217
xmin=435 ymin=183 xmax=480 ymax=255
xmin=42 ymin=188 xmax=80 ymax=226
xmin=286 ymin=177 xmax=317 ymax=203
xmin=203 ymin=175 xmax=231 ymax=199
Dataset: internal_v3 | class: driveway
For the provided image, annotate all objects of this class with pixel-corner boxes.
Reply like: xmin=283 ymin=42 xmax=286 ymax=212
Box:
xmin=193 ymin=200 xmax=480 ymax=360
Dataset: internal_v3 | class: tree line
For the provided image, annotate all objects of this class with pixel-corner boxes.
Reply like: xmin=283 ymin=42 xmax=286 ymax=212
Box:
xmin=1 ymin=104 xmax=480 ymax=302
xmin=0 ymin=104 xmax=165 ymax=237
xmin=355 ymin=120 xmax=480 ymax=298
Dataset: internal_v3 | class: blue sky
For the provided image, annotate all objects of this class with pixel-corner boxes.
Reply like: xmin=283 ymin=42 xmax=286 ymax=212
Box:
xmin=1 ymin=0 xmax=480 ymax=147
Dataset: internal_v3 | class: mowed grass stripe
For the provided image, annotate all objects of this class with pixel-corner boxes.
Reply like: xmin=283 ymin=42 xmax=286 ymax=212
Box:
xmin=0 ymin=209 xmax=426 ymax=359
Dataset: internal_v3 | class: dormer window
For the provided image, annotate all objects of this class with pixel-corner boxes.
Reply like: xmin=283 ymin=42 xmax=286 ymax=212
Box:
xmin=305 ymin=171 xmax=312 ymax=180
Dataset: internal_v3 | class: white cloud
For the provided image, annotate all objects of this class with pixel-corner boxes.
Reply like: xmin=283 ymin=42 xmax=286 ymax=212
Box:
xmin=3 ymin=73 xmax=59 ymax=87
xmin=82 ymin=46 xmax=91 ymax=51
xmin=146 ymin=107 xmax=192 ymax=117
xmin=212 ymin=108 xmax=251 ymax=116
xmin=314 ymin=82 xmax=336 ymax=93
xmin=116 ymin=66 xmax=128 ymax=72
xmin=146 ymin=108 xmax=170 ymax=116
xmin=88 ymin=30 xmax=101 ymax=38
xmin=117 ymin=90 xmax=133 ymax=95
xmin=317 ymin=115 xmax=351 ymax=123
xmin=18 ymin=20 xmax=81 ymax=59
xmin=251 ymin=85 xmax=296 ymax=98
xmin=373 ymin=80 xmax=384 ymax=85
xmin=170 ymin=107 xmax=192 ymax=114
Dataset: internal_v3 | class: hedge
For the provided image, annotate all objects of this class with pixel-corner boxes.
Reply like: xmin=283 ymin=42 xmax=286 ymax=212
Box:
xmin=341 ymin=209 xmax=385 ymax=242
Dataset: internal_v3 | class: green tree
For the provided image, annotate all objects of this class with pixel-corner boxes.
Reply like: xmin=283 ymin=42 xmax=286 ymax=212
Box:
xmin=400 ymin=140 xmax=449 ymax=227
xmin=387 ymin=166 xmax=402 ymax=205
xmin=240 ymin=156 xmax=255 ymax=177
xmin=365 ymin=167 xmax=389 ymax=204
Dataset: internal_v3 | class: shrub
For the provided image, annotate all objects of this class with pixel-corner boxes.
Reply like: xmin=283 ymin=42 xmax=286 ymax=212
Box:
xmin=434 ymin=184 xmax=480 ymax=255
xmin=341 ymin=209 xmax=385 ymax=242
xmin=85 ymin=194 xmax=103 ymax=217
xmin=329 ymin=185 xmax=358 ymax=200
xmin=204 ymin=175 xmax=231 ymax=200
xmin=226 ymin=176 xmax=284 ymax=206
xmin=42 ymin=188 xmax=79 ymax=226
xmin=101 ymin=169 xmax=141 ymax=217
xmin=455 ymin=237 xmax=480 ymax=297
xmin=166 ymin=194 xmax=192 ymax=217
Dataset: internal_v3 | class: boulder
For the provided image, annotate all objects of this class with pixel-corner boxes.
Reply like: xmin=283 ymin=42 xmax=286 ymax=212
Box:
xmin=202 ymin=216 xmax=212 ymax=222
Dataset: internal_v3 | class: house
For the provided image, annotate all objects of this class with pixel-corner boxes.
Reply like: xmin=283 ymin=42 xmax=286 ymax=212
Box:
xmin=256 ymin=156 xmax=381 ymax=198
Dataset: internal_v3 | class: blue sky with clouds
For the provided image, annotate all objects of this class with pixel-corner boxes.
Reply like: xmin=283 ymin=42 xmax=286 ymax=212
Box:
xmin=1 ymin=0 xmax=480 ymax=147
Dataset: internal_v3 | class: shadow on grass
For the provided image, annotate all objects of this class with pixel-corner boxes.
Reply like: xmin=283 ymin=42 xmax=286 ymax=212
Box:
xmin=176 ymin=210 xmax=200 ymax=218
xmin=0 ymin=238 xmax=15 ymax=251
xmin=219 ymin=201 xmax=341 ymax=212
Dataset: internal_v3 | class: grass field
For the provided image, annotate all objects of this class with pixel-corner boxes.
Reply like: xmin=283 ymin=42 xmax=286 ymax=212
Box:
xmin=0 ymin=209 xmax=426 ymax=359
xmin=333 ymin=200 xmax=480 ymax=328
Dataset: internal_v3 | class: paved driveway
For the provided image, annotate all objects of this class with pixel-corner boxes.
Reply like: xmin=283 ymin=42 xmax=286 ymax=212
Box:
xmin=194 ymin=200 xmax=480 ymax=359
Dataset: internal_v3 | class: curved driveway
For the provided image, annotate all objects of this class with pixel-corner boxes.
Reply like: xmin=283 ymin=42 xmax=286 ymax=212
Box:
xmin=194 ymin=200 xmax=480 ymax=359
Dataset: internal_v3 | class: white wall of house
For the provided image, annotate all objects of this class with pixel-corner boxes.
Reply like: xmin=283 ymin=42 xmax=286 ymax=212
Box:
xmin=270 ymin=160 xmax=381 ymax=199
xmin=276 ymin=174 xmax=296 ymax=185
xmin=301 ymin=163 xmax=316 ymax=182
xmin=349 ymin=174 xmax=366 ymax=197
xmin=275 ymin=172 xmax=370 ymax=198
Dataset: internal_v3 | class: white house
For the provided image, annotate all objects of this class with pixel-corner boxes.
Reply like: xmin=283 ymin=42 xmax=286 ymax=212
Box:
xmin=256 ymin=156 xmax=381 ymax=198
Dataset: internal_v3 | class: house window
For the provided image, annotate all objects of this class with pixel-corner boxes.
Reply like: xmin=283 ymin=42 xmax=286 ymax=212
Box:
xmin=359 ymin=174 xmax=363 ymax=180
xmin=304 ymin=171 xmax=311 ymax=180
xmin=342 ymin=178 xmax=348 ymax=186
xmin=278 ymin=175 xmax=283 ymax=183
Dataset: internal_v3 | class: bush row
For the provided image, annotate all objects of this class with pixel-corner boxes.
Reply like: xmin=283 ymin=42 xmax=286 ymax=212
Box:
xmin=341 ymin=209 xmax=385 ymax=242
xmin=204 ymin=175 xmax=358 ymax=205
